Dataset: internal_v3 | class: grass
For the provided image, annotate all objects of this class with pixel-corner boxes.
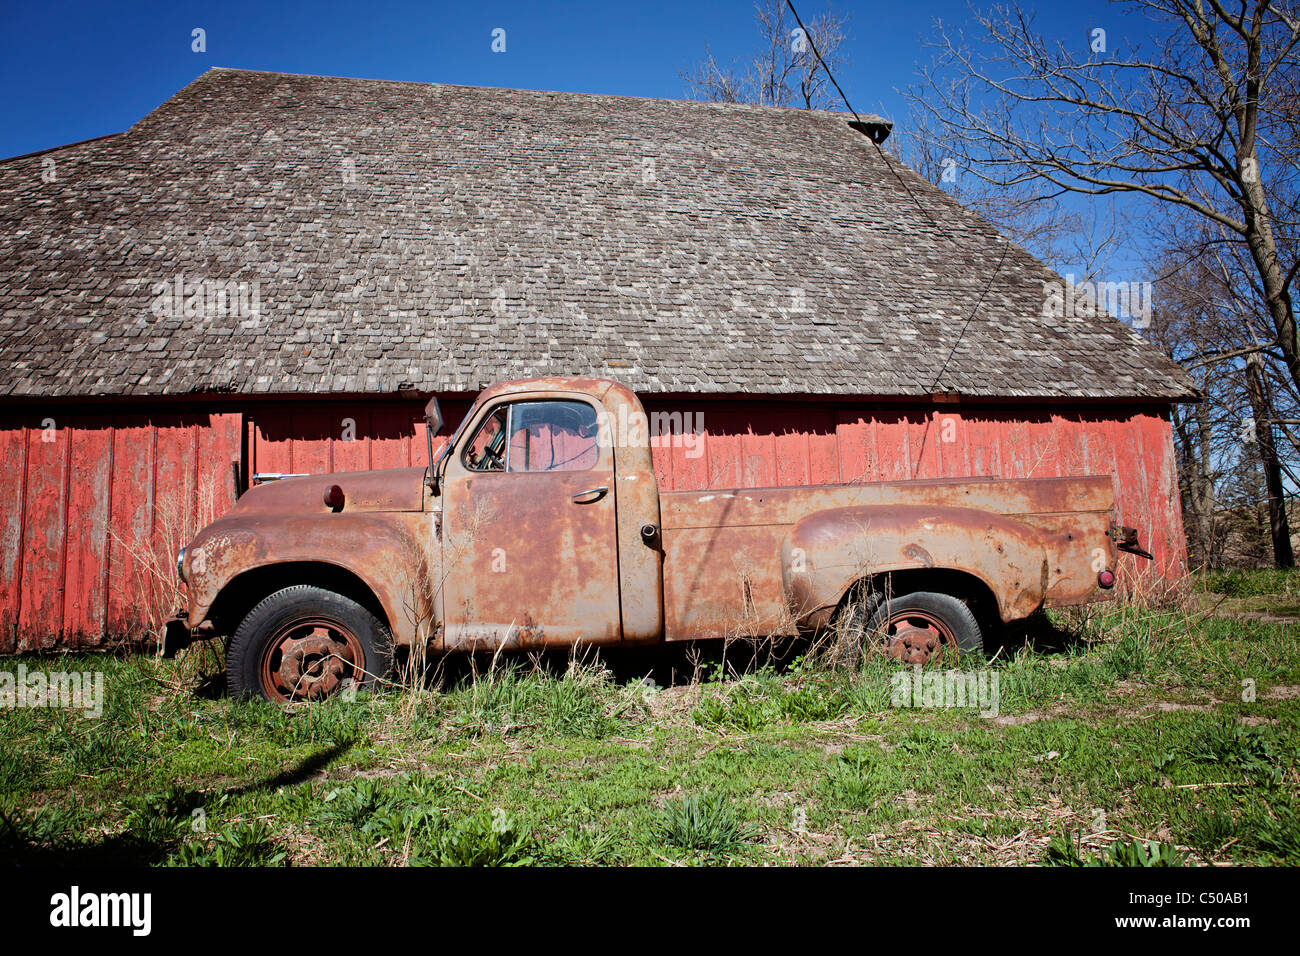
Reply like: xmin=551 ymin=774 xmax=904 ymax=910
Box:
xmin=1195 ymin=567 xmax=1300 ymax=618
xmin=1197 ymin=568 xmax=1300 ymax=599
xmin=1 ymin=568 xmax=1299 ymax=866
xmin=1043 ymin=834 xmax=1186 ymax=867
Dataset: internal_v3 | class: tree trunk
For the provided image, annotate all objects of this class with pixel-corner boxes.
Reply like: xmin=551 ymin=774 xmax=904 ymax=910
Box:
xmin=1174 ymin=403 xmax=1218 ymax=568
xmin=1244 ymin=352 xmax=1295 ymax=567
xmin=1194 ymin=398 xmax=1220 ymax=567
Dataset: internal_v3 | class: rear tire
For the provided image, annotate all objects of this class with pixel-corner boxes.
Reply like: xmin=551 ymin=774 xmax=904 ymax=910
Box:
xmin=226 ymin=585 xmax=391 ymax=702
xmin=857 ymin=590 xmax=983 ymax=666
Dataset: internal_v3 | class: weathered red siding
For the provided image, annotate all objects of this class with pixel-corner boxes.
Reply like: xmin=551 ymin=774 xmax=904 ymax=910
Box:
xmin=0 ymin=409 xmax=241 ymax=652
xmin=0 ymin=395 xmax=1185 ymax=649
xmin=247 ymin=400 xmax=473 ymax=476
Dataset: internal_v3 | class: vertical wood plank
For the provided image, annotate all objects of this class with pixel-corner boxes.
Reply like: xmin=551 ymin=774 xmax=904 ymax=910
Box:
xmin=773 ymin=413 xmax=809 ymax=487
xmin=0 ymin=421 xmax=29 ymax=650
xmin=806 ymin=406 xmax=840 ymax=486
xmin=289 ymin=408 xmax=332 ymax=475
xmin=331 ymin=407 xmax=371 ymax=473
xmin=834 ymin=409 xmax=876 ymax=484
xmin=19 ymin=418 xmax=69 ymax=649
xmin=871 ymin=409 xmax=911 ymax=482
xmin=962 ymin=411 xmax=1003 ymax=478
xmin=106 ymin=415 xmax=155 ymax=636
xmin=62 ymin=417 xmax=112 ymax=645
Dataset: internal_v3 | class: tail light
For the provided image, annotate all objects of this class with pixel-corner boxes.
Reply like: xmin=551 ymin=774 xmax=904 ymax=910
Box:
xmin=1098 ymin=569 xmax=1115 ymax=589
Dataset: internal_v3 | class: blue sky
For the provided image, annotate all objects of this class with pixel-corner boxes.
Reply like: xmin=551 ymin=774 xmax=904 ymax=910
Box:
xmin=0 ymin=0 xmax=1132 ymax=160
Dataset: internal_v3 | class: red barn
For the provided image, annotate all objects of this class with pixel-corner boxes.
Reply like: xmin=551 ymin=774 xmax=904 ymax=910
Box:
xmin=0 ymin=69 xmax=1195 ymax=651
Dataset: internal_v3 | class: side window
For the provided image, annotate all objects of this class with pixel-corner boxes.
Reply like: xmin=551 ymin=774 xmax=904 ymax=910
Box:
xmin=462 ymin=406 xmax=508 ymax=472
xmin=507 ymin=400 xmax=600 ymax=473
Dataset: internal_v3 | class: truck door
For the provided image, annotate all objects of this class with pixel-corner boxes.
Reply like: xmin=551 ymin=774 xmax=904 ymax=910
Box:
xmin=440 ymin=397 xmax=622 ymax=648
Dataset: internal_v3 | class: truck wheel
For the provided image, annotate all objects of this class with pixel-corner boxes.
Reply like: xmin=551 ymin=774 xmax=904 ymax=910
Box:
xmin=862 ymin=591 xmax=982 ymax=666
xmin=227 ymin=585 xmax=392 ymax=702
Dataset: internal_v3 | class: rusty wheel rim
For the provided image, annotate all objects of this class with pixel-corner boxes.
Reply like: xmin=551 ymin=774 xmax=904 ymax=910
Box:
xmin=258 ymin=617 xmax=365 ymax=703
xmin=875 ymin=608 xmax=958 ymax=666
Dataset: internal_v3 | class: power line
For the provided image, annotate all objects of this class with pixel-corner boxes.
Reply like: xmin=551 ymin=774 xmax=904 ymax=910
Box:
xmin=784 ymin=0 xmax=1010 ymax=394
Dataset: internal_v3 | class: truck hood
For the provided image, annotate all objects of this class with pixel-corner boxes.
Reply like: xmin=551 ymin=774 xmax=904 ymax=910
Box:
xmin=232 ymin=467 xmax=427 ymax=515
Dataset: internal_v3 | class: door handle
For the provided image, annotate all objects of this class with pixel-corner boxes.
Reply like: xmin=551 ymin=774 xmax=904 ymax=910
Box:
xmin=571 ymin=486 xmax=609 ymax=504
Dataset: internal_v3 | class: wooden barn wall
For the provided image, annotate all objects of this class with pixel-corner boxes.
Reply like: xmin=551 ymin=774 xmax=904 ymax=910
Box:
xmin=0 ymin=396 xmax=1185 ymax=650
xmin=246 ymin=399 xmax=474 ymax=476
xmin=0 ymin=410 xmax=241 ymax=652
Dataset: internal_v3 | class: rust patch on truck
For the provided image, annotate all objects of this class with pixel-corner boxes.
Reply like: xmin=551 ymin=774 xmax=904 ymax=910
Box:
xmin=903 ymin=544 xmax=935 ymax=567
xmin=184 ymin=509 xmax=432 ymax=648
xmin=436 ymin=385 xmax=623 ymax=652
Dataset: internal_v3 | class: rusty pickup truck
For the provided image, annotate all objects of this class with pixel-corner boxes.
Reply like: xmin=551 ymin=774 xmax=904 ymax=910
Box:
xmin=166 ymin=377 xmax=1149 ymax=701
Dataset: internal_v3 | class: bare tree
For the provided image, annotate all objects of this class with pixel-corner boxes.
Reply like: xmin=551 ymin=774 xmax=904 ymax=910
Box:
xmin=1151 ymin=227 xmax=1300 ymax=566
xmin=1148 ymin=260 xmax=1231 ymax=566
xmin=900 ymin=121 xmax=1132 ymax=283
xmin=904 ymin=1 xmax=1300 ymax=397
xmin=682 ymin=0 xmax=851 ymax=110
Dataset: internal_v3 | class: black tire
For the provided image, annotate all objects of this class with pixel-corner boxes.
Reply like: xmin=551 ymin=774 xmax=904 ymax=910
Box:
xmin=226 ymin=585 xmax=392 ymax=702
xmin=860 ymin=590 xmax=984 ymax=665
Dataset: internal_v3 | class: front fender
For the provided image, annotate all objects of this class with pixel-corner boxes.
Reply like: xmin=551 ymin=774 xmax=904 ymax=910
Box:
xmin=781 ymin=505 xmax=1049 ymax=625
xmin=183 ymin=511 xmax=435 ymax=647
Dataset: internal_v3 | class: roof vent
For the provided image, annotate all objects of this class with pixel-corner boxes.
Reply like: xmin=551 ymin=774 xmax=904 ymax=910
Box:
xmin=848 ymin=119 xmax=892 ymax=144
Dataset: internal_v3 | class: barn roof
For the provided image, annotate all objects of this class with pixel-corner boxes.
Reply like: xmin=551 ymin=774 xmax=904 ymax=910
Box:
xmin=0 ymin=68 xmax=1195 ymax=401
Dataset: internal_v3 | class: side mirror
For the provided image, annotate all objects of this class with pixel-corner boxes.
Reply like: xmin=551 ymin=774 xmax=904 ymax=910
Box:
xmin=424 ymin=397 xmax=444 ymax=493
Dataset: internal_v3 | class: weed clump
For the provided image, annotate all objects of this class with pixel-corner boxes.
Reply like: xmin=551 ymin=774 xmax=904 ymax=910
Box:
xmin=657 ymin=793 xmax=757 ymax=855
xmin=1043 ymin=834 xmax=1184 ymax=867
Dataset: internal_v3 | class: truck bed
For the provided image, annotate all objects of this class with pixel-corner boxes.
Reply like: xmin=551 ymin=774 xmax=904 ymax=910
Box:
xmin=658 ymin=475 xmax=1116 ymax=641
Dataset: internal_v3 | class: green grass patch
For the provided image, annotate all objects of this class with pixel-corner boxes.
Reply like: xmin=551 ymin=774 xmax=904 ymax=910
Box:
xmin=2 ymin=594 xmax=1298 ymax=866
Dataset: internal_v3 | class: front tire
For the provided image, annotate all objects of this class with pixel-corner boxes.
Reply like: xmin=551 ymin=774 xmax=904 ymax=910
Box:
xmin=857 ymin=590 xmax=983 ymax=666
xmin=226 ymin=585 xmax=392 ymax=702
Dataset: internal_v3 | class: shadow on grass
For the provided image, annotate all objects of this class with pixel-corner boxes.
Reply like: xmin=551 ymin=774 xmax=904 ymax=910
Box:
xmin=396 ymin=636 xmax=812 ymax=691
xmin=192 ymin=668 xmax=228 ymax=701
xmin=988 ymin=609 xmax=1088 ymax=658
xmin=0 ymin=741 xmax=353 ymax=867
xmin=147 ymin=604 xmax=1097 ymax=707
xmin=391 ymin=609 xmax=1094 ymax=694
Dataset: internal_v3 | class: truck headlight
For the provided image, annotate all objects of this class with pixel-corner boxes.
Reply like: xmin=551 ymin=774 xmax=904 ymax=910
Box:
xmin=177 ymin=547 xmax=187 ymax=584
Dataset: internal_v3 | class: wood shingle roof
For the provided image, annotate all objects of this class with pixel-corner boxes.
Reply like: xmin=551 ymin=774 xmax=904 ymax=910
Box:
xmin=0 ymin=68 xmax=1195 ymax=401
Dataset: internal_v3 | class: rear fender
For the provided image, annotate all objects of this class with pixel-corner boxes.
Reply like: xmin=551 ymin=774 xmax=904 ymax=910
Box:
xmin=781 ymin=505 xmax=1049 ymax=625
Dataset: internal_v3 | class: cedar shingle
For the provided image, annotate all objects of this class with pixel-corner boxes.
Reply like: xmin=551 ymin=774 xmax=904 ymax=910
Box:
xmin=0 ymin=68 xmax=1195 ymax=401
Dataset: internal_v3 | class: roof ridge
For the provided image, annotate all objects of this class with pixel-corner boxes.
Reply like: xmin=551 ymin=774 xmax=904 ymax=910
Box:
xmin=189 ymin=66 xmax=892 ymax=124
